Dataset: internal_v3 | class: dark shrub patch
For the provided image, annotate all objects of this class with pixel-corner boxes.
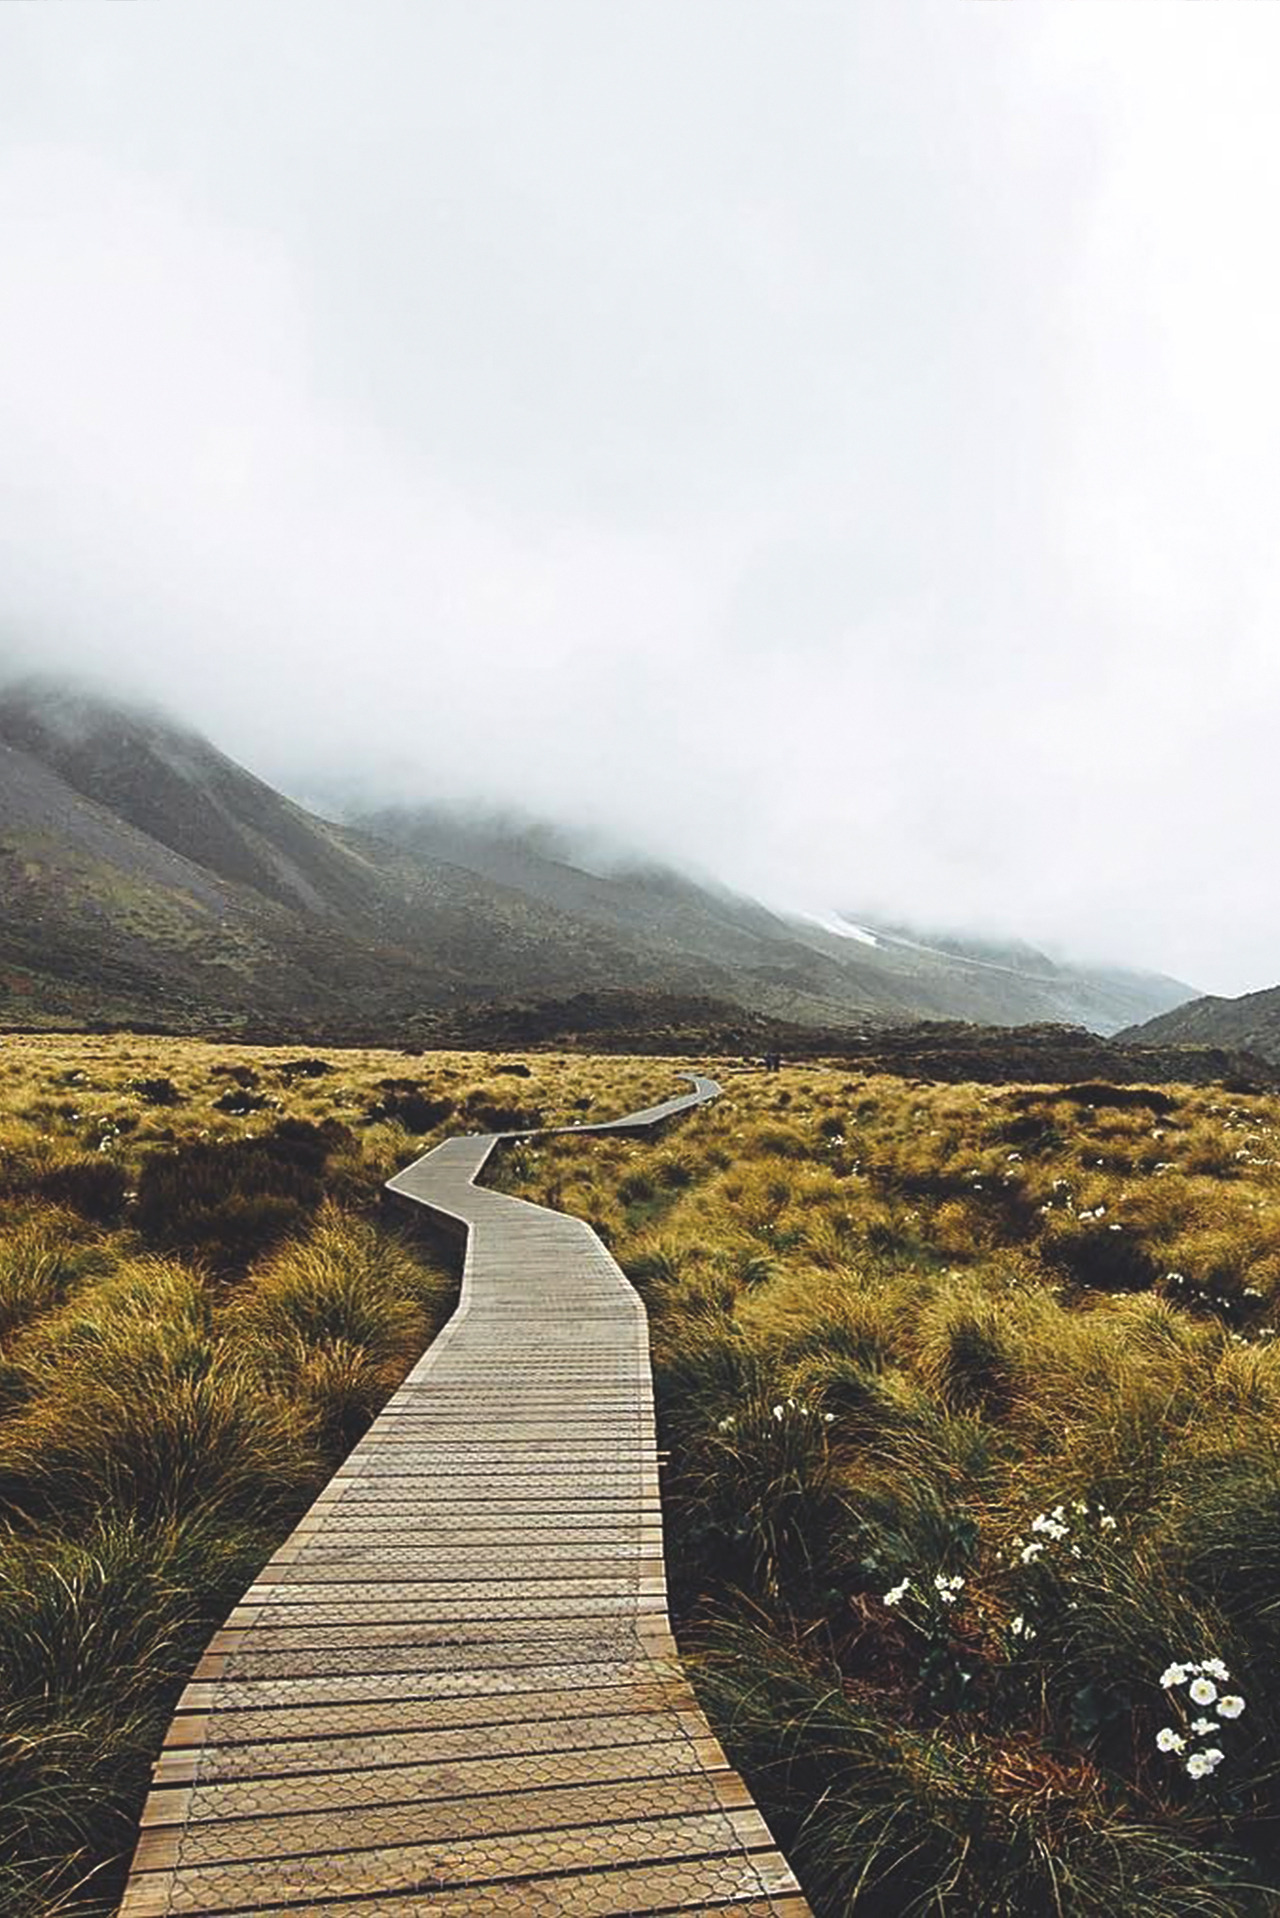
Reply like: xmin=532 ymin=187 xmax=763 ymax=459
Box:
xmin=366 ymin=1081 xmax=455 ymax=1132
xmin=1044 ymin=1223 xmax=1162 ymax=1293
xmin=135 ymin=1120 xmax=352 ymax=1271
xmin=998 ymin=1110 xmax=1063 ymax=1153
xmin=459 ymin=1090 xmax=542 ymax=1133
xmin=213 ymin=1088 xmax=270 ymax=1115
xmin=210 ymin=1063 xmax=259 ymax=1088
xmin=494 ymin=1062 xmax=532 ymax=1078
xmin=1056 ymin=1083 xmax=1176 ymax=1115
xmin=130 ymin=1077 xmax=183 ymax=1107
xmin=277 ymin=1057 xmax=333 ymax=1081
xmin=37 ymin=1159 xmax=128 ymax=1223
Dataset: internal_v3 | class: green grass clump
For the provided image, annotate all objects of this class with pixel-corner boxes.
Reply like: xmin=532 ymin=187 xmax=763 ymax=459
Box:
xmin=0 ymin=1512 xmax=269 ymax=1915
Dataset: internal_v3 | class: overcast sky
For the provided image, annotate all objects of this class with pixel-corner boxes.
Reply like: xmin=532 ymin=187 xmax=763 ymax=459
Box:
xmin=1 ymin=3 xmax=1277 ymax=994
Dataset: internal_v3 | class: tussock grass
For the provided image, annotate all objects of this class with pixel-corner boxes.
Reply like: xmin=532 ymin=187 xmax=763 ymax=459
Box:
xmin=500 ymin=1062 xmax=1280 ymax=1913
xmin=0 ymin=1512 xmax=269 ymax=1915
xmin=0 ymin=1258 xmax=316 ymax=1521
xmin=0 ymin=1211 xmax=115 ymax=1343
xmin=233 ymin=1206 xmax=454 ymax=1455
xmin=0 ymin=1031 xmax=663 ymax=1913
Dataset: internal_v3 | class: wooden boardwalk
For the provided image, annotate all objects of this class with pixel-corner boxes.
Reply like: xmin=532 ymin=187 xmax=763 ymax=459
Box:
xmin=120 ymin=1074 xmax=810 ymax=1916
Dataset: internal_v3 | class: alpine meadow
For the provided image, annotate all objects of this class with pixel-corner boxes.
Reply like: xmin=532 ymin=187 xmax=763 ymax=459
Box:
xmin=5 ymin=4 xmax=1280 ymax=1915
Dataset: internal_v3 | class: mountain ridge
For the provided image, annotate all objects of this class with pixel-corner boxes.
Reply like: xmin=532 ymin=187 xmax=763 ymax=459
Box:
xmin=1120 ymin=983 xmax=1280 ymax=1065
xmin=0 ymin=678 xmax=1200 ymax=1043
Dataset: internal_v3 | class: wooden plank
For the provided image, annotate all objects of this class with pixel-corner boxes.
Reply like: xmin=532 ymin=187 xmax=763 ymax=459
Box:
xmin=124 ymin=1806 xmax=787 ymax=1911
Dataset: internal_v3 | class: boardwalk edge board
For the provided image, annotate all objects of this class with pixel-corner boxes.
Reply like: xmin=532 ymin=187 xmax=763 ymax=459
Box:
xmin=119 ymin=1072 xmax=812 ymax=1916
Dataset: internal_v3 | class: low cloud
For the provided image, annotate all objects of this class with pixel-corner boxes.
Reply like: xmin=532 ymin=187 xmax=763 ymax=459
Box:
xmin=1 ymin=2 xmax=1277 ymax=994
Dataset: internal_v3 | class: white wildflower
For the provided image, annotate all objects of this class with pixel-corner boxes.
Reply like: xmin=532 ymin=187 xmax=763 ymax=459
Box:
xmin=1156 ymin=1727 xmax=1185 ymax=1753
xmin=1189 ymin=1677 xmax=1218 ymax=1707
xmin=1185 ymin=1751 xmax=1214 ymax=1779
xmin=1161 ymin=1664 xmax=1190 ymax=1689
xmin=1217 ymin=1695 xmax=1246 ymax=1720
xmin=1191 ymin=1718 xmax=1217 ymax=1736
xmin=1201 ymin=1658 xmax=1231 ymax=1682
xmin=884 ymin=1579 xmax=910 ymax=1607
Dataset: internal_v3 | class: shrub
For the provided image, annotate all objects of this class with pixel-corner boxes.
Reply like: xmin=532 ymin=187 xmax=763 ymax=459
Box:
xmin=1043 ymin=1219 xmax=1162 ymax=1294
xmin=212 ymin=1086 xmax=270 ymax=1115
xmin=129 ymin=1076 xmax=182 ymax=1107
xmin=458 ymin=1088 xmax=541 ymax=1132
xmin=365 ymin=1081 xmax=455 ymax=1132
xmin=135 ymin=1119 xmax=351 ymax=1271
xmin=34 ymin=1158 xmax=127 ymax=1224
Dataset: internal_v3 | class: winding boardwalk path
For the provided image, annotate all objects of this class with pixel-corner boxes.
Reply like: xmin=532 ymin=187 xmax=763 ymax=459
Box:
xmin=121 ymin=1074 xmax=809 ymax=1917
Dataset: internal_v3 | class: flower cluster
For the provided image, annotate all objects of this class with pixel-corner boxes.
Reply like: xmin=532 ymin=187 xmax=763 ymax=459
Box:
xmin=1157 ymin=1659 xmax=1246 ymax=1780
xmin=882 ymin=1570 xmax=965 ymax=1609
xmin=770 ymin=1396 xmax=835 ymax=1425
xmin=716 ymin=1396 xmax=835 ymax=1434
xmin=1007 ymin=1498 xmax=1116 ymax=1567
xmin=1164 ymin=1268 xmax=1265 ymax=1329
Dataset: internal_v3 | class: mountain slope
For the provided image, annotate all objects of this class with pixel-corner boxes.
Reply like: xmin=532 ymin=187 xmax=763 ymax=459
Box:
xmin=361 ymin=805 xmax=1196 ymax=1036
xmin=0 ymin=684 xmax=682 ymax=1035
xmin=1120 ymin=984 xmax=1280 ymax=1064
xmin=358 ymin=804 xmax=917 ymax=1026
xmin=798 ymin=912 xmax=1194 ymax=1035
xmin=0 ymin=680 xmax=1199 ymax=1042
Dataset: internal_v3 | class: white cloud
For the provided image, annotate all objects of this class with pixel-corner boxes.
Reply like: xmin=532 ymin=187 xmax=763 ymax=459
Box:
xmin=0 ymin=1 xmax=1277 ymax=994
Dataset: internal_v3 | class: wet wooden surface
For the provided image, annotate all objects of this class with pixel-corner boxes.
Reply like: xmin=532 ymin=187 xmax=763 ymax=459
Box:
xmin=120 ymin=1074 xmax=811 ymax=1915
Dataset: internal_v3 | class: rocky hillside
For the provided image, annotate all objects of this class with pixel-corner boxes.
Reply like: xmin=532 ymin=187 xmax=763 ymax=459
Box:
xmin=1120 ymin=984 xmax=1280 ymax=1065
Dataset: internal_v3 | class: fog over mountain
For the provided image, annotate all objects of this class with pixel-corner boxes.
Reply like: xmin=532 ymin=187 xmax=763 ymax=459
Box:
xmin=2 ymin=4 xmax=1278 ymax=993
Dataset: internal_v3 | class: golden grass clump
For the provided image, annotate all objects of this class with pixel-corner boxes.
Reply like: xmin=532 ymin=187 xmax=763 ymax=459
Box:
xmin=5 ymin=1034 xmax=1280 ymax=1913
xmin=1 ymin=1030 xmax=667 ymax=1914
xmin=498 ymin=1058 xmax=1280 ymax=1913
